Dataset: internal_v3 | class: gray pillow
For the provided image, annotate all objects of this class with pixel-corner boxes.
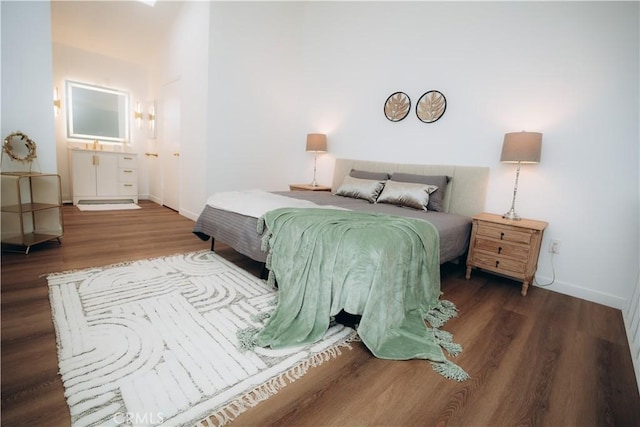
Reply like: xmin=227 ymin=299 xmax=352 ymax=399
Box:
xmin=377 ymin=180 xmax=438 ymax=211
xmin=390 ymin=173 xmax=451 ymax=212
xmin=350 ymin=169 xmax=390 ymax=181
xmin=335 ymin=175 xmax=386 ymax=203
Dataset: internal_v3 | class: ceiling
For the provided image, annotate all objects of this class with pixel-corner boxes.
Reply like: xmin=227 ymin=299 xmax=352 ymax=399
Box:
xmin=51 ymin=0 xmax=185 ymax=66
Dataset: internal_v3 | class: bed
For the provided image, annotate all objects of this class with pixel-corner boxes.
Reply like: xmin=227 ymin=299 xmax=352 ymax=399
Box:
xmin=194 ymin=158 xmax=489 ymax=379
xmin=193 ymin=158 xmax=489 ymax=265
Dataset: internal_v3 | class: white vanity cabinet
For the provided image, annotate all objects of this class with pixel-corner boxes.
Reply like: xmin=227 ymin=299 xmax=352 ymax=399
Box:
xmin=70 ymin=149 xmax=138 ymax=205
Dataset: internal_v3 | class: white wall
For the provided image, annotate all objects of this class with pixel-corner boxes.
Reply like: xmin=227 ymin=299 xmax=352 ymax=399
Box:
xmin=1 ymin=1 xmax=56 ymax=173
xmin=207 ymin=1 xmax=306 ymax=194
xmin=148 ymin=0 xmax=210 ymax=220
xmin=204 ymin=1 xmax=639 ymax=309
xmin=52 ymin=44 xmax=150 ymax=201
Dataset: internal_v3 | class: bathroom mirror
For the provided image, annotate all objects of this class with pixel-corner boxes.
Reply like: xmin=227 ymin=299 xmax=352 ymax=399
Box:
xmin=66 ymin=80 xmax=130 ymax=142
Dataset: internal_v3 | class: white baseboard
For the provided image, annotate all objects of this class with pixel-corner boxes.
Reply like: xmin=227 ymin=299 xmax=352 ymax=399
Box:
xmin=532 ymin=275 xmax=627 ymax=310
xmin=147 ymin=195 xmax=162 ymax=204
xmin=179 ymin=208 xmax=199 ymax=222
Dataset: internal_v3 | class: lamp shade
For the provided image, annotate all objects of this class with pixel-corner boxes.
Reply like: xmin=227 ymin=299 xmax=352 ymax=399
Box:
xmin=306 ymin=133 xmax=327 ymax=152
xmin=500 ymin=131 xmax=542 ymax=164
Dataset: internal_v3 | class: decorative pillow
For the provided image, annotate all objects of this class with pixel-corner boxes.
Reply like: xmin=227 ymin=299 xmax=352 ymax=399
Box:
xmin=377 ymin=180 xmax=438 ymax=211
xmin=389 ymin=173 xmax=451 ymax=212
xmin=349 ymin=169 xmax=390 ymax=181
xmin=335 ymin=175 xmax=386 ymax=203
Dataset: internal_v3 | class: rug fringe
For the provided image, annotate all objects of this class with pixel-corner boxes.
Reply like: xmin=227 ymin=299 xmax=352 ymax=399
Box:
xmin=194 ymin=333 xmax=359 ymax=427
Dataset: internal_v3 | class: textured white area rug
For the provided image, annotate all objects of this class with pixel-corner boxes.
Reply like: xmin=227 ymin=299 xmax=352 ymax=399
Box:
xmin=47 ymin=251 xmax=356 ymax=427
xmin=76 ymin=203 xmax=140 ymax=211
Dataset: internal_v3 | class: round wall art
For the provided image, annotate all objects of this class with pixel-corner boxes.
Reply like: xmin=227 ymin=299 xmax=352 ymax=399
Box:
xmin=384 ymin=92 xmax=411 ymax=122
xmin=3 ymin=131 xmax=37 ymax=163
xmin=416 ymin=90 xmax=447 ymax=123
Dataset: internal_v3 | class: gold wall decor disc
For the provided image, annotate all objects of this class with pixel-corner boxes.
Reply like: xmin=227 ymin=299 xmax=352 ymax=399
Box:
xmin=416 ymin=90 xmax=447 ymax=123
xmin=384 ymin=92 xmax=411 ymax=122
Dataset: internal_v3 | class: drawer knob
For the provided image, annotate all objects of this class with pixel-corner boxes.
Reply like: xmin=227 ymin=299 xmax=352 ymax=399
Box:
xmin=495 ymin=260 xmax=500 ymax=268
xmin=500 ymin=232 xmax=505 ymax=240
xmin=498 ymin=247 xmax=502 ymax=254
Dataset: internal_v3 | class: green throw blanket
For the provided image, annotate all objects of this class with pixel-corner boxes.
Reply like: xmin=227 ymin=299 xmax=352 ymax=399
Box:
xmin=243 ymin=207 xmax=467 ymax=381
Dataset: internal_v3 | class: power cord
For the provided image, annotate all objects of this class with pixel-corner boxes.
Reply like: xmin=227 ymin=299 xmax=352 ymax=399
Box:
xmin=534 ymin=251 xmax=556 ymax=287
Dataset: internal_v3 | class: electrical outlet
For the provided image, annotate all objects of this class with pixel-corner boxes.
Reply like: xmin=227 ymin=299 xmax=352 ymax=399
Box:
xmin=549 ymin=239 xmax=560 ymax=254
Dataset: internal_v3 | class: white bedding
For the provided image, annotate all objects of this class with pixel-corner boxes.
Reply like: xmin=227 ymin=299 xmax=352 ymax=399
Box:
xmin=206 ymin=190 xmax=318 ymax=218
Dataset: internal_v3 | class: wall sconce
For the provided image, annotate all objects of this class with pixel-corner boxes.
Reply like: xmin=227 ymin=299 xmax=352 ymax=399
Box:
xmin=147 ymin=101 xmax=156 ymax=138
xmin=53 ymin=87 xmax=61 ymax=116
xmin=134 ymin=102 xmax=144 ymax=129
xmin=306 ymin=133 xmax=327 ymax=187
xmin=500 ymin=131 xmax=542 ymax=220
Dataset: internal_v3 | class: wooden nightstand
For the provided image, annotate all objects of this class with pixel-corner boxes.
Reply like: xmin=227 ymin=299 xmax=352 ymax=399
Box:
xmin=289 ymin=184 xmax=331 ymax=192
xmin=465 ymin=212 xmax=548 ymax=296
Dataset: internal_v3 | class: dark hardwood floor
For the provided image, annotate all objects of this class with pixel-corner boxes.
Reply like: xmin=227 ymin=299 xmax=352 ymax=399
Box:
xmin=2 ymin=200 xmax=639 ymax=426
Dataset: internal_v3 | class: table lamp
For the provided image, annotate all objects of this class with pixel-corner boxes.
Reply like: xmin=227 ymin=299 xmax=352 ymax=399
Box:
xmin=500 ymin=131 xmax=542 ymax=220
xmin=306 ymin=133 xmax=327 ymax=187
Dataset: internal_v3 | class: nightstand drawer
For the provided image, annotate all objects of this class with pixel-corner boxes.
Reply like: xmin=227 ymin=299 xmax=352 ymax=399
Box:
xmin=473 ymin=252 xmax=527 ymax=275
xmin=477 ymin=223 xmax=532 ymax=244
xmin=474 ymin=238 xmax=529 ymax=261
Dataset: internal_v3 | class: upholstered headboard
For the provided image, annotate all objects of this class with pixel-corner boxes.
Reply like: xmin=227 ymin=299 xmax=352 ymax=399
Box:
xmin=331 ymin=158 xmax=489 ymax=218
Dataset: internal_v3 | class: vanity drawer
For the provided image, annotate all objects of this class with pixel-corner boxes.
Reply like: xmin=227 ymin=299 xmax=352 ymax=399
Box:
xmin=118 ymin=182 xmax=137 ymax=196
xmin=118 ymin=154 xmax=137 ymax=168
xmin=118 ymin=168 xmax=137 ymax=182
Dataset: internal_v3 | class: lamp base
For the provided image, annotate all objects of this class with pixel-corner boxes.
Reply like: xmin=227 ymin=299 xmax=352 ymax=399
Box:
xmin=310 ymin=153 xmax=320 ymax=187
xmin=502 ymin=209 xmax=521 ymax=221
